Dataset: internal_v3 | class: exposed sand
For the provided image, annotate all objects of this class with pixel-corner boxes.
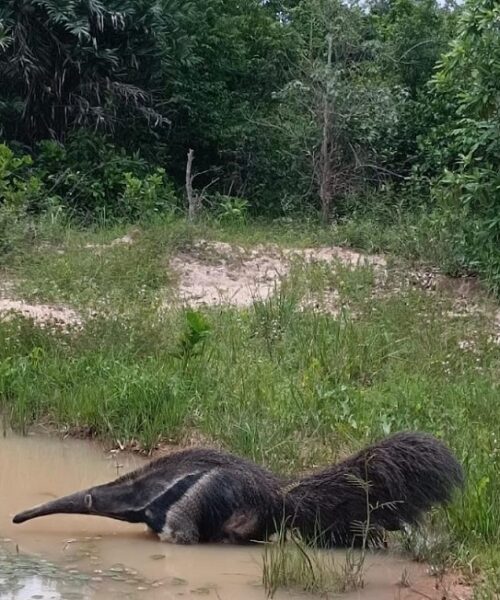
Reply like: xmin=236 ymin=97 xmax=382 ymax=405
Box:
xmin=0 ymin=299 xmax=82 ymax=328
xmin=169 ymin=240 xmax=386 ymax=309
xmin=1 ymin=238 xmax=499 ymax=348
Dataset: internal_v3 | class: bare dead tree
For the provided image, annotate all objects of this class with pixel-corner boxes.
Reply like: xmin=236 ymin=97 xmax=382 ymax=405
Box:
xmin=185 ymin=149 xmax=221 ymax=220
xmin=186 ymin=148 xmax=201 ymax=221
xmin=252 ymin=2 xmax=400 ymax=221
xmin=318 ymin=34 xmax=334 ymax=223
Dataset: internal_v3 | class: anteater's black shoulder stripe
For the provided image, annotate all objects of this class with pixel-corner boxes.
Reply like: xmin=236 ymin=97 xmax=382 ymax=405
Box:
xmin=144 ymin=471 xmax=206 ymax=533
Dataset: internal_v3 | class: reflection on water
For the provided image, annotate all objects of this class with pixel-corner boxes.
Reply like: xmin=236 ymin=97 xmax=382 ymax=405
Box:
xmin=0 ymin=432 xmax=456 ymax=600
xmin=0 ymin=548 xmax=90 ymax=600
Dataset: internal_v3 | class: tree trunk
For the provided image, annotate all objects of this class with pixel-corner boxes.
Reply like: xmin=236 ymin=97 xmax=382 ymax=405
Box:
xmin=185 ymin=148 xmax=198 ymax=221
xmin=319 ymin=34 xmax=334 ymax=223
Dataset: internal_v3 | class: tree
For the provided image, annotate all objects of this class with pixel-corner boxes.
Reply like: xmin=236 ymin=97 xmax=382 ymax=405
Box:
xmin=364 ymin=0 xmax=459 ymax=177
xmin=370 ymin=0 xmax=457 ymax=94
xmin=0 ymin=0 xmax=177 ymax=143
xmin=161 ymin=0 xmax=296 ymax=204
xmin=425 ymin=0 xmax=500 ymax=286
xmin=273 ymin=0 xmax=403 ymax=220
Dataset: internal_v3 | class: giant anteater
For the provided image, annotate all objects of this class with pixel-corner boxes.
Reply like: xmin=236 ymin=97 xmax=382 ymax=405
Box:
xmin=13 ymin=432 xmax=464 ymax=546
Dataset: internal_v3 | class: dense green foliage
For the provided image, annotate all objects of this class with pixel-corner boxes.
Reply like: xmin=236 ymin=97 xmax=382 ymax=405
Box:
xmin=1 ymin=0 xmax=457 ymax=206
xmin=0 ymin=0 xmax=496 ymax=285
xmin=427 ymin=0 xmax=500 ymax=289
xmin=0 ymin=0 xmax=174 ymax=142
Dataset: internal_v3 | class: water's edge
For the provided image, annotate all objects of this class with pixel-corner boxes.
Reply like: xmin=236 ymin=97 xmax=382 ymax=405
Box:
xmin=0 ymin=432 xmax=464 ymax=600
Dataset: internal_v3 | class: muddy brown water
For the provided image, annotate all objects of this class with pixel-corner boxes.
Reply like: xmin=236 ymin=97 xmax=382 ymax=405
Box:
xmin=0 ymin=433 xmax=463 ymax=600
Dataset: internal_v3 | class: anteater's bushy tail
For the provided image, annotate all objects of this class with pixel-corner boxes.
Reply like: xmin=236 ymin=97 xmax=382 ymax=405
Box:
xmin=283 ymin=432 xmax=464 ymax=546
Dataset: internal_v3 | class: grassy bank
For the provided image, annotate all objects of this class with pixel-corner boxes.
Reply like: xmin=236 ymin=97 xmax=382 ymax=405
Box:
xmin=1 ymin=217 xmax=499 ymax=593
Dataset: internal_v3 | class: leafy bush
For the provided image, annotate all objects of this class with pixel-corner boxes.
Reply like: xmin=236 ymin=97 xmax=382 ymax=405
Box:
xmin=0 ymin=144 xmax=43 ymax=256
xmin=121 ymin=169 xmax=178 ymax=221
xmin=34 ymin=132 xmax=178 ymax=222
xmin=426 ymin=0 xmax=500 ymax=290
xmin=213 ymin=194 xmax=249 ymax=224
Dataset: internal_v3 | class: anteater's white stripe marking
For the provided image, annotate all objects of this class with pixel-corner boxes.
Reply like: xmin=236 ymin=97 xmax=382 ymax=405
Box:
xmin=135 ymin=472 xmax=201 ymax=514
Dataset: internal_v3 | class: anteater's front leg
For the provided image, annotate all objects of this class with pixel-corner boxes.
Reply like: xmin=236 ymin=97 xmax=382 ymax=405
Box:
xmin=155 ymin=470 xmax=218 ymax=544
xmin=159 ymin=512 xmax=200 ymax=544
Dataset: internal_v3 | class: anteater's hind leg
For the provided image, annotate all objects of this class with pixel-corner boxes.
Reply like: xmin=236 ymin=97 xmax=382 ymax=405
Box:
xmin=221 ymin=510 xmax=262 ymax=544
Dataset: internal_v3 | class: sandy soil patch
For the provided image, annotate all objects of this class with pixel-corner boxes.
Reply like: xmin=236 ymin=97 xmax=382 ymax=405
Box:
xmin=2 ymin=237 xmax=499 ymax=346
xmin=167 ymin=240 xmax=500 ymax=347
xmin=169 ymin=240 xmax=386 ymax=309
xmin=170 ymin=249 xmax=287 ymax=307
xmin=0 ymin=299 xmax=82 ymax=328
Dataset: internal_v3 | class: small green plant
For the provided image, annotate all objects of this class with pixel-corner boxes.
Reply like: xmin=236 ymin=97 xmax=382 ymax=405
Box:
xmin=121 ymin=169 xmax=177 ymax=221
xmin=215 ymin=194 xmax=249 ymax=224
xmin=171 ymin=311 xmax=212 ymax=370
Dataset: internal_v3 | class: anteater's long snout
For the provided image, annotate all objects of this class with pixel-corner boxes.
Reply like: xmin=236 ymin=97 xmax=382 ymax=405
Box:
xmin=13 ymin=490 xmax=93 ymax=524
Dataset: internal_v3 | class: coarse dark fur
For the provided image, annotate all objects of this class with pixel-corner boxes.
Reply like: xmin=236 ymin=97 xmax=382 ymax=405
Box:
xmin=283 ymin=432 xmax=465 ymax=546
xmin=13 ymin=447 xmax=283 ymax=544
xmin=13 ymin=432 xmax=464 ymax=546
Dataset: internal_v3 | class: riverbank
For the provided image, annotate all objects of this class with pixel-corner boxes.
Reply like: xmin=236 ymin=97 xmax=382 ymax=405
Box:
xmin=1 ymin=219 xmax=499 ymax=596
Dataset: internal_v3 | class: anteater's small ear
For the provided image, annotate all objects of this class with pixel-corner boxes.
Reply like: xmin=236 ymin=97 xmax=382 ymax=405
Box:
xmin=84 ymin=493 xmax=93 ymax=509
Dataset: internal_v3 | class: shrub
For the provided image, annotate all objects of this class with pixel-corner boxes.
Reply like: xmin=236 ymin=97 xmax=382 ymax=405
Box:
xmin=424 ymin=0 xmax=500 ymax=291
xmin=120 ymin=169 xmax=178 ymax=221
xmin=34 ymin=132 xmax=178 ymax=222
xmin=0 ymin=144 xmax=43 ymax=256
xmin=213 ymin=193 xmax=249 ymax=224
